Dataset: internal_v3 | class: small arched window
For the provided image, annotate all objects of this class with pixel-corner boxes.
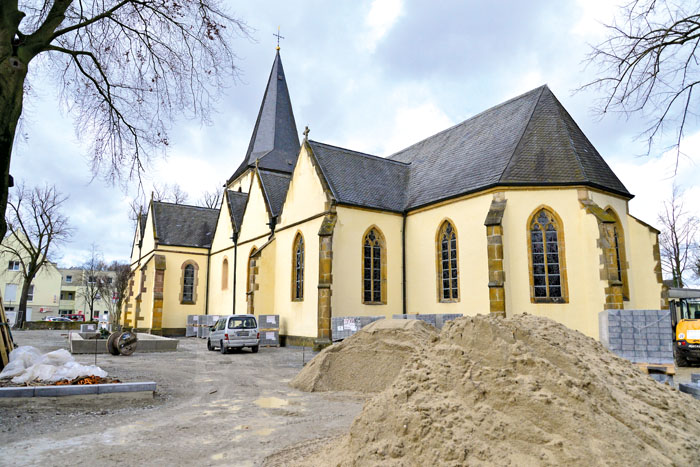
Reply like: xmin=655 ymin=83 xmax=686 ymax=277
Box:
xmin=528 ymin=208 xmax=567 ymax=302
xmin=292 ymin=233 xmax=304 ymax=301
xmin=221 ymin=258 xmax=229 ymax=290
xmin=606 ymin=208 xmax=629 ymax=300
xmin=363 ymin=227 xmax=386 ymax=304
xmin=182 ymin=264 xmax=195 ymax=303
xmin=247 ymin=247 xmax=257 ymax=294
xmin=437 ymin=220 xmax=459 ymax=302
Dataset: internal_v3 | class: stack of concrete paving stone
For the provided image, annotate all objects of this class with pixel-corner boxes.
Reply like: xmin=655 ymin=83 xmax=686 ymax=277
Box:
xmin=331 ymin=316 xmax=386 ymax=341
xmin=80 ymin=323 xmax=97 ymax=332
xmin=193 ymin=315 xmax=220 ymax=339
xmin=186 ymin=315 xmax=199 ymax=337
xmin=259 ymin=315 xmax=280 ymax=347
xmin=599 ymin=309 xmax=674 ymax=364
xmin=392 ymin=313 xmax=464 ymax=329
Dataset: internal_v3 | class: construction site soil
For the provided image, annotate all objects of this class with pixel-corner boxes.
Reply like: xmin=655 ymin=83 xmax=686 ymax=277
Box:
xmin=282 ymin=315 xmax=700 ymax=466
xmin=2 ymin=317 xmax=699 ymax=466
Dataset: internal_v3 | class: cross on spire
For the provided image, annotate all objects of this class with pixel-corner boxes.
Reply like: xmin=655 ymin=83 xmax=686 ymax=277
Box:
xmin=273 ymin=26 xmax=284 ymax=50
xmin=303 ymin=126 xmax=310 ymax=141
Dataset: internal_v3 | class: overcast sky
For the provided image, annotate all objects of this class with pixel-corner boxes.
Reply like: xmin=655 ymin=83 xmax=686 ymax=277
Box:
xmin=9 ymin=0 xmax=700 ymax=271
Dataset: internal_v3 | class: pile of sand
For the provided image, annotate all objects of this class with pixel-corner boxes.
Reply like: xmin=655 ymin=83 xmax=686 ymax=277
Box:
xmin=309 ymin=314 xmax=700 ymax=466
xmin=290 ymin=319 xmax=437 ymax=393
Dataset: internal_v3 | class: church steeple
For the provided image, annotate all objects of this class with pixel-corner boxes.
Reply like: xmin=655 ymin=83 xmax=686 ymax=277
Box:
xmin=228 ymin=50 xmax=300 ymax=185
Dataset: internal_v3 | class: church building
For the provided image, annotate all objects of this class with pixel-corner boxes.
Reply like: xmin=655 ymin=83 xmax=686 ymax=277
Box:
xmin=123 ymin=49 xmax=665 ymax=346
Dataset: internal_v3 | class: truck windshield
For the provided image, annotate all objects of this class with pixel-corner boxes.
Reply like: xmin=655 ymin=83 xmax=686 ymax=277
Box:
xmin=228 ymin=317 xmax=256 ymax=329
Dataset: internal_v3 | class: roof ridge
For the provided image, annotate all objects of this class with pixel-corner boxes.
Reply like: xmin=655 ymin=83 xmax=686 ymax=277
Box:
xmin=499 ymin=86 xmax=547 ymax=183
xmin=258 ymin=169 xmax=292 ymax=179
xmin=226 ymin=189 xmax=249 ymax=197
xmin=389 ymin=85 xmax=547 ymax=160
xmin=309 ymin=140 xmax=411 ymax=166
xmin=152 ymin=200 xmax=218 ymax=212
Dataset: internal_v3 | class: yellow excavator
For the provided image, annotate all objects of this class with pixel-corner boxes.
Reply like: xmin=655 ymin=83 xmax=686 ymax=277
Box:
xmin=669 ymin=288 xmax=700 ymax=367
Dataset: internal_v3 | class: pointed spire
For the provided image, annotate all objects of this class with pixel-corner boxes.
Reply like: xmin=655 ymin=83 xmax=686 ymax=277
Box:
xmin=228 ymin=50 xmax=299 ymax=185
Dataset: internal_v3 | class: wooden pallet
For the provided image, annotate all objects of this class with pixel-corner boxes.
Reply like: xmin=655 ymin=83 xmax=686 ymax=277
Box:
xmin=0 ymin=294 xmax=15 ymax=370
xmin=636 ymin=363 xmax=675 ymax=376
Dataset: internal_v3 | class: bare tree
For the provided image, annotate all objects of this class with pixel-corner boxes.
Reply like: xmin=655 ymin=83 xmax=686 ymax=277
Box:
xmin=199 ymin=182 xmax=224 ymax=208
xmin=0 ymin=2 xmax=250 ymax=242
xmin=99 ymin=260 xmax=129 ymax=329
xmin=658 ymin=185 xmax=699 ymax=287
xmin=77 ymin=244 xmax=108 ymax=321
xmin=2 ymin=183 xmax=71 ymax=328
xmin=154 ymin=183 xmax=189 ymax=204
xmin=581 ymin=0 xmax=700 ymax=168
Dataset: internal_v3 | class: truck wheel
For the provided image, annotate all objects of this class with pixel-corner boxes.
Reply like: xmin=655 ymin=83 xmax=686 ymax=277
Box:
xmin=220 ymin=341 xmax=227 ymax=354
xmin=251 ymin=345 xmax=259 ymax=353
xmin=674 ymin=347 xmax=688 ymax=367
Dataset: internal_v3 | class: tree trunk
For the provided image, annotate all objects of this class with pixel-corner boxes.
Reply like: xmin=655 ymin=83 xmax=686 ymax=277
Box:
xmin=16 ymin=278 xmax=30 ymax=328
xmin=0 ymin=39 xmax=28 ymax=243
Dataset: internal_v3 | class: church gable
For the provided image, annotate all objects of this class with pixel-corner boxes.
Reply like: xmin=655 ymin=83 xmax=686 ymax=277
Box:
xmin=237 ymin=170 xmax=273 ymax=242
xmin=210 ymin=192 xmax=236 ymax=253
xmin=278 ymin=143 xmax=332 ymax=228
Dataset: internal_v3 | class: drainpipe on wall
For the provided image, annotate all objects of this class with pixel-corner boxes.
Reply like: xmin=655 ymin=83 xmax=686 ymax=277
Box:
xmin=402 ymin=211 xmax=407 ymax=315
xmin=232 ymin=231 xmax=239 ymax=315
xmin=204 ymin=251 xmax=211 ymax=315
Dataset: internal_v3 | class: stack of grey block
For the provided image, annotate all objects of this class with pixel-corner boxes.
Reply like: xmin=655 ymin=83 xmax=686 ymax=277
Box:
xmin=331 ymin=316 xmax=385 ymax=341
xmin=599 ymin=309 xmax=673 ymax=364
xmin=80 ymin=323 xmax=97 ymax=332
xmin=392 ymin=313 xmax=464 ymax=329
xmin=186 ymin=315 xmax=199 ymax=337
xmin=259 ymin=314 xmax=280 ymax=347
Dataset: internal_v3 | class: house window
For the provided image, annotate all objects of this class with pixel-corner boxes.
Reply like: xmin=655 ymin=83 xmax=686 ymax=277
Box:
xmin=183 ymin=264 xmax=195 ymax=303
xmin=65 ymin=275 xmax=72 ymax=283
xmin=528 ymin=208 xmax=567 ymax=302
xmin=292 ymin=233 xmax=304 ymax=301
xmin=27 ymin=285 xmax=34 ymax=302
xmin=4 ymin=284 xmax=17 ymax=302
xmin=5 ymin=307 xmax=15 ymax=312
xmin=8 ymin=261 xmax=19 ymax=271
xmin=106 ymin=277 xmax=113 ymax=284
xmin=222 ymin=258 xmax=229 ymax=290
xmin=88 ymin=276 xmax=97 ymax=284
xmin=437 ymin=220 xmax=459 ymax=302
xmin=363 ymin=227 xmax=386 ymax=304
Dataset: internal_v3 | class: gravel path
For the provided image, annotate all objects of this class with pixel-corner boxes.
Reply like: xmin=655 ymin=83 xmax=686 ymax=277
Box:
xmin=0 ymin=330 xmax=365 ymax=466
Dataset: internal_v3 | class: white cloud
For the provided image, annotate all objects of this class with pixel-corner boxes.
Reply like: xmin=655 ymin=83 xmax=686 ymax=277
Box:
xmin=571 ymin=0 xmax=617 ymax=38
xmin=364 ymin=0 xmax=404 ymax=52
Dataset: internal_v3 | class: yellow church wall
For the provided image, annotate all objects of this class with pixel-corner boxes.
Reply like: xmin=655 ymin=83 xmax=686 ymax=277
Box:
xmin=253 ymin=239 xmax=277 ymax=319
xmin=136 ymin=256 xmax=155 ymax=330
xmin=404 ymin=193 xmax=492 ymax=317
xmin=277 ymin=144 xmax=328 ymax=229
xmin=139 ymin=208 xmax=156 ymax=260
xmin=158 ymin=248 xmax=209 ymax=329
xmin=271 ymin=218 xmax=323 ymax=338
xmin=626 ymin=217 xmax=664 ymax=309
xmin=227 ymin=170 xmax=253 ymax=192
xmin=501 ymin=188 xmax=606 ymax=339
xmin=207 ymin=250 xmax=234 ymax=316
xmin=234 ymin=243 xmax=260 ymax=316
xmin=238 ymin=173 xmax=272 ymax=245
xmin=209 ymin=194 xmax=234 ymax=254
xmin=332 ymin=206 xmax=404 ymax=318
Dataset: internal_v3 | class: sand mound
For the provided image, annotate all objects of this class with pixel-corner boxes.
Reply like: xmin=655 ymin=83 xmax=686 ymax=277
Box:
xmin=314 ymin=314 xmax=700 ymax=466
xmin=290 ymin=319 xmax=437 ymax=393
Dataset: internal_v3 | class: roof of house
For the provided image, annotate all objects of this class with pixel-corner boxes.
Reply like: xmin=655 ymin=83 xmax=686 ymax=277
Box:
xmin=228 ymin=50 xmax=300 ymax=184
xmin=309 ymin=141 xmax=410 ymax=213
xmin=308 ymin=85 xmax=630 ymax=212
xmin=138 ymin=215 xmax=147 ymax=241
xmin=151 ymin=201 xmax=219 ymax=248
xmin=258 ymin=170 xmax=291 ymax=217
xmin=226 ymin=190 xmax=248 ymax=232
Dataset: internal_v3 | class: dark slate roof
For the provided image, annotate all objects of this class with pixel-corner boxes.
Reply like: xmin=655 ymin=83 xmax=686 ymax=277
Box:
xmin=152 ymin=201 xmax=219 ymax=248
xmin=258 ymin=170 xmax=291 ymax=217
xmin=228 ymin=51 xmax=300 ymax=184
xmin=389 ymin=85 xmax=630 ymax=209
xmin=226 ymin=190 xmax=248 ymax=232
xmin=138 ymin=215 xmax=147 ymax=240
xmin=309 ymin=141 xmax=410 ymax=213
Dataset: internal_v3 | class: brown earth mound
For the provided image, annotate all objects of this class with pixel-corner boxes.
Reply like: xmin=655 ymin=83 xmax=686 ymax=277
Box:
xmin=309 ymin=314 xmax=700 ymax=466
xmin=290 ymin=319 xmax=437 ymax=393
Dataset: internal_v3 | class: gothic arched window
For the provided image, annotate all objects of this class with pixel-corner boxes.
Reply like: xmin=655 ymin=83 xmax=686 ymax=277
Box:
xmin=180 ymin=262 xmax=198 ymax=304
xmin=606 ymin=208 xmax=629 ymax=300
xmin=437 ymin=220 xmax=459 ymax=302
xmin=363 ymin=227 xmax=386 ymax=304
xmin=292 ymin=233 xmax=304 ymax=301
xmin=528 ymin=208 xmax=567 ymax=302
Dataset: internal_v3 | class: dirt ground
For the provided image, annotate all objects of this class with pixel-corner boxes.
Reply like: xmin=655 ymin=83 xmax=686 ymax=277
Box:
xmin=1 ymin=330 xmax=698 ymax=467
xmin=0 ymin=330 xmax=366 ymax=467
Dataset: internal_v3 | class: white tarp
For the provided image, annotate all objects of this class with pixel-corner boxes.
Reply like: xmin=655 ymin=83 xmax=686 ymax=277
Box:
xmin=0 ymin=346 xmax=107 ymax=384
